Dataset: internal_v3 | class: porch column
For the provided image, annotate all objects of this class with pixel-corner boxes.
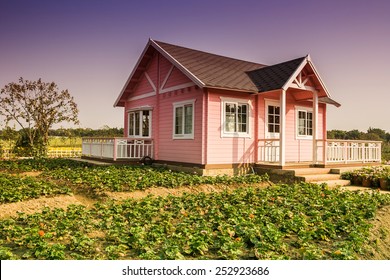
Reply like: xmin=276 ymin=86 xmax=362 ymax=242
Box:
xmin=312 ymin=90 xmax=318 ymax=164
xmin=279 ymin=89 xmax=286 ymax=166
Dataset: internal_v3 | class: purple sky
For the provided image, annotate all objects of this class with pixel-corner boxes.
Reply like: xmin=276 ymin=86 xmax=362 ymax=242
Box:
xmin=1 ymin=0 xmax=389 ymax=131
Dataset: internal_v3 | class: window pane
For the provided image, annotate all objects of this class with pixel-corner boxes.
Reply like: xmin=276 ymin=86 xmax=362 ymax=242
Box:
xmin=135 ymin=112 xmax=140 ymax=136
xmin=237 ymin=104 xmax=248 ymax=132
xmin=142 ymin=111 xmax=150 ymax=137
xmin=184 ymin=105 xmax=193 ymax=134
xmin=129 ymin=113 xmax=134 ymax=136
xmin=225 ymin=103 xmax=236 ymax=132
xmin=298 ymin=110 xmax=314 ymax=136
xmin=267 ymin=105 xmax=280 ymax=134
xmin=175 ymin=107 xmax=183 ymax=134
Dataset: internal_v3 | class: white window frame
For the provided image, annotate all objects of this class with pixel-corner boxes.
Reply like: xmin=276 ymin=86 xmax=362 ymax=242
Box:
xmin=295 ymin=106 xmax=313 ymax=139
xmin=172 ymin=99 xmax=195 ymax=140
xmin=265 ymin=99 xmax=281 ymax=139
xmin=220 ymin=97 xmax=251 ymax=138
xmin=127 ymin=108 xmax=152 ymax=138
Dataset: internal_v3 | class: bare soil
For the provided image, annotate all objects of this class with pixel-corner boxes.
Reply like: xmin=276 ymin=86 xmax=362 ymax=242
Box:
xmin=364 ymin=205 xmax=390 ymax=259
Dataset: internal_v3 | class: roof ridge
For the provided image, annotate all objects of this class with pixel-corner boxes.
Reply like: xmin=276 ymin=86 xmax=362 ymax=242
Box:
xmin=152 ymin=39 xmax=266 ymax=68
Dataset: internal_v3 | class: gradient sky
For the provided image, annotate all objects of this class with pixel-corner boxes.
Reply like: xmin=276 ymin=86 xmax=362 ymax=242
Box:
xmin=1 ymin=0 xmax=389 ymax=131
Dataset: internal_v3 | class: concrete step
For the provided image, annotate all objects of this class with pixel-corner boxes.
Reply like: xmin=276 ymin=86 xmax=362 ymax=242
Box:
xmin=330 ymin=166 xmax=366 ymax=174
xmin=294 ymin=168 xmax=331 ymax=176
xmin=298 ymin=173 xmax=342 ymax=182
xmin=312 ymin=179 xmax=351 ymax=188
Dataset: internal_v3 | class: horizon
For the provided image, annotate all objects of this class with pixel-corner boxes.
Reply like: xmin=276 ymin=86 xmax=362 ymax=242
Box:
xmin=1 ymin=0 xmax=389 ymax=131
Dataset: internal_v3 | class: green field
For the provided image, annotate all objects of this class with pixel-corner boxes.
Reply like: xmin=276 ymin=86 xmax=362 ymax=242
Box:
xmin=0 ymin=159 xmax=389 ymax=260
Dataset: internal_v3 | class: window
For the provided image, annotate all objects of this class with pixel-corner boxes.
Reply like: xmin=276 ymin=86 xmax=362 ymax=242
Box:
xmin=267 ymin=105 xmax=280 ymax=134
xmin=221 ymin=98 xmax=250 ymax=137
xmin=173 ymin=100 xmax=195 ymax=139
xmin=297 ymin=109 xmax=313 ymax=137
xmin=128 ymin=110 xmax=151 ymax=137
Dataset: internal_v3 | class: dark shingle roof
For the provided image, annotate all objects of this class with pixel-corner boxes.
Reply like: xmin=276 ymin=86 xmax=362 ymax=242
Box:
xmin=246 ymin=57 xmax=305 ymax=92
xmin=154 ymin=40 xmax=266 ymax=92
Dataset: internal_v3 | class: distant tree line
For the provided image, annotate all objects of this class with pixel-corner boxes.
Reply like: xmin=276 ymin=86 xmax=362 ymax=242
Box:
xmin=327 ymin=127 xmax=390 ymax=142
xmin=48 ymin=126 xmax=124 ymax=137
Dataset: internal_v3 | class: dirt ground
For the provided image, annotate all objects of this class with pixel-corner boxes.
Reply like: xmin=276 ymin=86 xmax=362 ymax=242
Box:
xmin=0 ymin=183 xmax=389 ymax=259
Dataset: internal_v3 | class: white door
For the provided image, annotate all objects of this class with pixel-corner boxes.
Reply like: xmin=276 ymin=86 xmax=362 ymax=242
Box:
xmin=264 ymin=101 xmax=280 ymax=162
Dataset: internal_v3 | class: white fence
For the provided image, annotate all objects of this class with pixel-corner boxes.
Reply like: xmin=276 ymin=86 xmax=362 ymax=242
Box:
xmin=258 ymin=139 xmax=382 ymax=164
xmin=1 ymin=148 xmax=82 ymax=159
xmin=325 ymin=140 xmax=381 ymax=163
xmin=82 ymin=138 xmax=153 ymax=160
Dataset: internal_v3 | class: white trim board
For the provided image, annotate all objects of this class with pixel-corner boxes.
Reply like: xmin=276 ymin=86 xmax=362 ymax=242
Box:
xmin=128 ymin=91 xmax=156 ymax=101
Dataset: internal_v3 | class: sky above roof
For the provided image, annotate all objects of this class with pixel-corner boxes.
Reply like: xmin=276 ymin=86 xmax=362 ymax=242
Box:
xmin=1 ymin=0 xmax=389 ymax=131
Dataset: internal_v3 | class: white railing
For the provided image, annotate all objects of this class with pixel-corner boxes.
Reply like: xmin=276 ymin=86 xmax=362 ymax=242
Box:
xmin=325 ymin=139 xmax=381 ymax=163
xmin=258 ymin=139 xmax=280 ymax=163
xmin=257 ymin=138 xmax=382 ymax=164
xmin=82 ymin=137 xmax=153 ymax=160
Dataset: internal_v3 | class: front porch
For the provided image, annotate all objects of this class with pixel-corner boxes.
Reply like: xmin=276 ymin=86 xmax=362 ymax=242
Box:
xmin=81 ymin=137 xmax=153 ymax=161
xmin=257 ymin=138 xmax=382 ymax=167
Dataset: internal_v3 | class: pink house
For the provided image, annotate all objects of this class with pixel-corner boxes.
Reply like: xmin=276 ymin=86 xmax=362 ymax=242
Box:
xmin=82 ymin=39 xmax=381 ymax=174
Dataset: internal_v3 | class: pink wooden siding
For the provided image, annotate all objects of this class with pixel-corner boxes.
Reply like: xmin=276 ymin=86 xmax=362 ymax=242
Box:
xmin=124 ymin=52 xmax=204 ymax=164
xmin=205 ymin=90 xmax=256 ymax=165
xmin=132 ymin=74 xmax=154 ymax=97
xmin=158 ymin=87 xmax=204 ymax=163
xmin=163 ymin=67 xmax=193 ymax=89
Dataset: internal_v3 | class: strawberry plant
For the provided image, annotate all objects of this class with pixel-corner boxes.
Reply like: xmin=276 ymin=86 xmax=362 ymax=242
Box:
xmin=0 ymin=158 xmax=389 ymax=261
xmin=0 ymin=173 xmax=71 ymax=203
xmin=41 ymin=165 xmax=269 ymax=193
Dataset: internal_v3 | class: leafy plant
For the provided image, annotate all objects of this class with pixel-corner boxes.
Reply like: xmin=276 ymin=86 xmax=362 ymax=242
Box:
xmin=1 ymin=183 xmax=389 ymax=260
xmin=0 ymin=173 xmax=71 ymax=203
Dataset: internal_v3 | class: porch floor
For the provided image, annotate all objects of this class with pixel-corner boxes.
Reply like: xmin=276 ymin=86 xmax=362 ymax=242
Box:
xmin=73 ymin=157 xmax=140 ymax=166
xmin=255 ymin=161 xmax=381 ymax=170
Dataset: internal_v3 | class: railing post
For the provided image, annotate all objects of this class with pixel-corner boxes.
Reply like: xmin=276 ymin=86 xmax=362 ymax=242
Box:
xmin=113 ymin=138 xmax=117 ymax=161
xmin=312 ymin=91 xmax=318 ymax=164
xmin=344 ymin=141 xmax=348 ymax=164
xmin=323 ymin=140 xmax=327 ymax=165
xmin=279 ymin=89 xmax=286 ymax=166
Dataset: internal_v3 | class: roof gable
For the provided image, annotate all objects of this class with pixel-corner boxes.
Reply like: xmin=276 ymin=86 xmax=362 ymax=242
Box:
xmin=114 ymin=39 xmax=339 ymax=107
xmin=247 ymin=57 xmax=306 ymax=92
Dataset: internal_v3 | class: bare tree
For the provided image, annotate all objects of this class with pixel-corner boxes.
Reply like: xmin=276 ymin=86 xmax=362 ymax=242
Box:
xmin=0 ymin=77 xmax=79 ymax=156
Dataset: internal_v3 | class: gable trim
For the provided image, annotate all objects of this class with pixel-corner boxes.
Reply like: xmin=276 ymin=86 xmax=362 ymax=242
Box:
xmin=282 ymin=56 xmax=309 ymax=91
xmin=114 ymin=40 xmax=154 ymax=107
xmin=160 ymin=65 xmax=174 ymax=91
xmin=128 ymin=91 xmax=156 ymax=101
xmin=145 ymin=72 xmax=157 ymax=92
xmin=160 ymin=82 xmax=195 ymax=94
xmin=150 ymin=39 xmax=205 ymax=88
